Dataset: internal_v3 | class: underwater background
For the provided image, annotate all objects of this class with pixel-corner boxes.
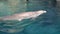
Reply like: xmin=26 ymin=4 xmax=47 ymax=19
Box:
xmin=0 ymin=0 xmax=60 ymax=34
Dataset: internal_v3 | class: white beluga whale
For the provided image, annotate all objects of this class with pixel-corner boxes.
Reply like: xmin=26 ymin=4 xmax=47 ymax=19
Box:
xmin=0 ymin=10 xmax=46 ymax=33
xmin=0 ymin=10 xmax=46 ymax=21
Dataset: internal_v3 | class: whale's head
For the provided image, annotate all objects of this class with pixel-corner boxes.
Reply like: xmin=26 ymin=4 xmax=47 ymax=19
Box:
xmin=34 ymin=10 xmax=47 ymax=16
xmin=36 ymin=10 xmax=46 ymax=15
xmin=37 ymin=10 xmax=46 ymax=13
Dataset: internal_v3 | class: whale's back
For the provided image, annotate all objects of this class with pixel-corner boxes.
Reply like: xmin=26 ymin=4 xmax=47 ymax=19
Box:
xmin=0 ymin=10 xmax=46 ymax=21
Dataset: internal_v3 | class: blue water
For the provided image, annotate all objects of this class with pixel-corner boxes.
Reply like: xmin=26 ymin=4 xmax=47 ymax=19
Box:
xmin=0 ymin=0 xmax=60 ymax=34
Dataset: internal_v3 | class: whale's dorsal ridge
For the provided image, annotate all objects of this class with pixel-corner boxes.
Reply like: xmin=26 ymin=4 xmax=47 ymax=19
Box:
xmin=0 ymin=10 xmax=47 ymax=21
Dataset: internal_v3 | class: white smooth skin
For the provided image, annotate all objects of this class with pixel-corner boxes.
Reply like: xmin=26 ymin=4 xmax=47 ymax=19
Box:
xmin=0 ymin=10 xmax=47 ymax=21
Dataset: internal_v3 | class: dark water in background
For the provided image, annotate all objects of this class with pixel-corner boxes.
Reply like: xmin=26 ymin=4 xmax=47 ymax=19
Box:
xmin=0 ymin=0 xmax=60 ymax=34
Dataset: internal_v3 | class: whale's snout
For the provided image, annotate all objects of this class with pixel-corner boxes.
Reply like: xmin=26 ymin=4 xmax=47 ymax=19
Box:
xmin=37 ymin=10 xmax=47 ymax=14
xmin=43 ymin=10 xmax=46 ymax=13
